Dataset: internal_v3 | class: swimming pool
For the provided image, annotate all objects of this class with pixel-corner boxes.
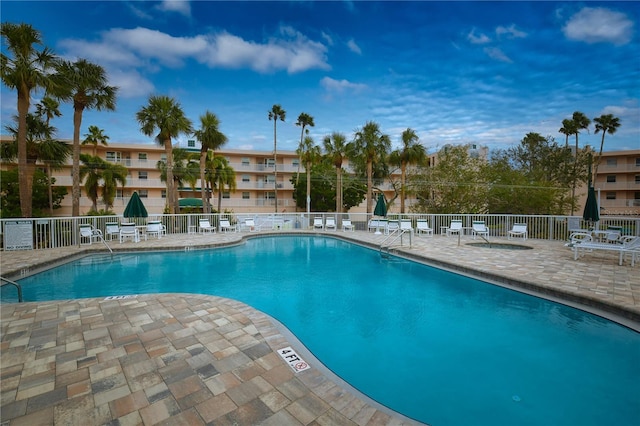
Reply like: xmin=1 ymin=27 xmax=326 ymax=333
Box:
xmin=4 ymin=236 xmax=639 ymax=425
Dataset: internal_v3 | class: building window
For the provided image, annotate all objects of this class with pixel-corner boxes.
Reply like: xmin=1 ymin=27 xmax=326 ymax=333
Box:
xmin=242 ymin=192 xmax=250 ymax=199
xmin=160 ymin=154 xmax=167 ymax=162
xmin=138 ymin=171 xmax=148 ymax=180
xmin=106 ymin=151 xmax=121 ymax=162
xmin=138 ymin=190 xmax=148 ymax=198
xmin=187 ymin=139 xmax=195 ymax=148
xmin=292 ymin=158 xmax=300 ymax=167
xmin=138 ymin=153 xmax=147 ymax=162
xmin=606 ymin=192 xmax=616 ymax=200
xmin=636 ymin=175 xmax=640 ymax=184
xmin=241 ymin=157 xmax=250 ymax=166
xmin=606 ymin=158 xmax=617 ymax=166
xmin=222 ymin=191 xmax=230 ymax=199
xmin=265 ymin=192 xmax=275 ymax=200
xmin=116 ymin=189 xmax=123 ymax=198
xmin=161 ymin=190 xmax=166 ymax=199
xmin=266 ymin=158 xmax=275 ymax=167
xmin=635 ymin=158 xmax=640 ymax=167
xmin=635 ymin=192 xmax=640 ymax=200
xmin=606 ymin=175 xmax=616 ymax=183
xmin=242 ymin=174 xmax=250 ymax=182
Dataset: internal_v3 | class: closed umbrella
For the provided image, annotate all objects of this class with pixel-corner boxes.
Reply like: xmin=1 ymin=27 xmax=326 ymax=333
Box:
xmin=583 ymin=186 xmax=599 ymax=225
xmin=123 ymin=191 xmax=148 ymax=219
xmin=374 ymin=193 xmax=387 ymax=234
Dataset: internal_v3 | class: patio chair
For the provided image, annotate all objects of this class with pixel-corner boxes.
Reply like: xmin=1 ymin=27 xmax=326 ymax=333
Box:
xmin=446 ymin=220 xmax=463 ymax=236
xmin=325 ymin=217 xmax=337 ymax=231
xmin=415 ymin=219 xmax=433 ymax=236
xmin=567 ymin=234 xmax=640 ymax=266
xmin=342 ymin=219 xmax=355 ymax=232
xmin=400 ymin=219 xmax=414 ymax=236
xmin=199 ymin=218 xmax=216 ymax=234
xmin=219 ymin=218 xmax=238 ymax=233
xmin=105 ymin=222 xmax=120 ymax=241
xmin=146 ymin=220 xmax=164 ymax=239
xmin=241 ymin=218 xmax=260 ymax=232
xmin=508 ymin=223 xmax=528 ymax=240
xmin=386 ymin=220 xmax=400 ymax=234
xmin=471 ymin=221 xmax=489 ymax=239
xmin=313 ymin=217 xmax=324 ymax=230
xmin=119 ymin=223 xmax=140 ymax=243
xmin=79 ymin=224 xmax=104 ymax=245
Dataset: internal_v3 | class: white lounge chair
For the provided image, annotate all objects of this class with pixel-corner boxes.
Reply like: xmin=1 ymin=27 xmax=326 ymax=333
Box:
xmin=399 ymin=219 xmax=413 ymax=236
xmin=446 ymin=220 xmax=463 ymax=236
xmin=386 ymin=220 xmax=400 ymax=234
xmin=146 ymin=221 xmax=164 ymax=239
xmin=313 ymin=217 xmax=324 ymax=230
xmin=415 ymin=219 xmax=433 ymax=236
xmin=568 ymin=234 xmax=640 ymax=266
xmin=472 ymin=221 xmax=489 ymax=239
xmin=79 ymin=224 xmax=104 ymax=245
xmin=219 ymin=218 xmax=237 ymax=233
xmin=325 ymin=217 xmax=337 ymax=231
xmin=342 ymin=219 xmax=354 ymax=232
xmin=508 ymin=223 xmax=528 ymax=240
xmin=241 ymin=218 xmax=260 ymax=232
xmin=119 ymin=223 xmax=140 ymax=243
xmin=199 ymin=218 xmax=216 ymax=234
xmin=105 ymin=222 xmax=120 ymax=241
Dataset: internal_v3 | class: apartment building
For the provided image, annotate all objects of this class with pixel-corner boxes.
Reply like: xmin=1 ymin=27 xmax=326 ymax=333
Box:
xmin=592 ymin=149 xmax=640 ymax=215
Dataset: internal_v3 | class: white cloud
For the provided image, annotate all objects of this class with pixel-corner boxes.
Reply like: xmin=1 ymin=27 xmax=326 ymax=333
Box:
xmin=108 ymin=69 xmax=155 ymax=98
xmin=483 ymin=47 xmax=512 ymax=63
xmin=562 ymin=7 xmax=634 ymax=45
xmin=104 ymin=27 xmax=208 ymax=67
xmin=156 ymin=0 xmax=191 ymax=17
xmin=467 ymin=29 xmax=491 ymax=44
xmin=496 ymin=24 xmax=527 ymax=39
xmin=321 ymin=31 xmax=334 ymax=46
xmin=347 ymin=39 xmax=362 ymax=55
xmin=320 ymin=77 xmax=367 ymax=93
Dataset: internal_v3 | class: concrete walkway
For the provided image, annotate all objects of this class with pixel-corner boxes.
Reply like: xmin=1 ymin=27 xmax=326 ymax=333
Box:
xmin=1 ymin=230 xmax=638 ymax=425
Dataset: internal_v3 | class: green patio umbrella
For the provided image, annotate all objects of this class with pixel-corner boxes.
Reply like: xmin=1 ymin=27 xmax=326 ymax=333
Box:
xmin=583 ymin=186 xmax=599 ymax=224
xmin=123 ymin=191 xmax=148 ymax=219
xmin=373 ymin=193 xmax=387 ymax=234
xmin=374 ymin=193 xmax=387 ymax=217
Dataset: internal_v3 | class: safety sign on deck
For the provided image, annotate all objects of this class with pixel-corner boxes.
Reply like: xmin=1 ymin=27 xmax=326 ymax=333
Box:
xmin=277 ymin=346 xmax=311 ymax=373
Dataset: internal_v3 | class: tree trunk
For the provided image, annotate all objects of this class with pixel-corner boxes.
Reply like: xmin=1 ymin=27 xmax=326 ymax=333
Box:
xmin=273 ymin=122 xmax=278 ymax=213
xmin=200 ymin=151 xmax=208 ymax=213
xmin=72 ymin=107 xmax=84 ymax=217
xmin=165 ymin=138 xmax=175 ymax=214
xmin=47 ymin=165 xmax=54 ymax=216
xmin=400 ymin=162 xmax=407 ymax=213
xmin=366 ymin=160 xmax=373 ymax=214
xmin=306 ymin=162 xmax=311 ymax=216
xmin=17 ymin=89 xmax=32 ymax=218
xmin=336 ymin=166 xmax=342 ymax=213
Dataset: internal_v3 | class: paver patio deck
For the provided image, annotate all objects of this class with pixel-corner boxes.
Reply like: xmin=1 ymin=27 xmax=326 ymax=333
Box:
xmin=1 ymin=230 xmax=638 ymax=425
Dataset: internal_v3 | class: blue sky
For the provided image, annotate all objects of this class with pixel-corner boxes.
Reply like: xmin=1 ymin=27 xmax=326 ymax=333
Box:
xmin=2 ymin=1 xmax=639 ymax=153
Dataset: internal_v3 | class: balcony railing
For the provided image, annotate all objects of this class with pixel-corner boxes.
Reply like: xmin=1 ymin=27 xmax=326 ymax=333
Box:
xmin=1 ymin=213 xmax=638 ymax=251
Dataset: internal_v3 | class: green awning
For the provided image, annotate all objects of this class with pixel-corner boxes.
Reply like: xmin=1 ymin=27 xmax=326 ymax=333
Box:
xmin=179 ymin=198 xmax=205 ymax=208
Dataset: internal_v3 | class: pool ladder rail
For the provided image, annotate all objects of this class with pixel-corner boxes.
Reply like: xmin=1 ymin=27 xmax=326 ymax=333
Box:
xmin=379 ymin=228 xmax=412 ymax=258
xmin=1 ymin=276 xmax=23 ymax=302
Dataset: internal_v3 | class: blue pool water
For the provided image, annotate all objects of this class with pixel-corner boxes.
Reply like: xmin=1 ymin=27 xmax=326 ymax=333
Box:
xmin=3 ymin=236 xmax=639 ymax=425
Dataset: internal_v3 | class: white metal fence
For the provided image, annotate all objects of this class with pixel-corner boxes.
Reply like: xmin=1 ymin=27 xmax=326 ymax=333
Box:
xmin=1 ymin=213 xmax=639 ymax=251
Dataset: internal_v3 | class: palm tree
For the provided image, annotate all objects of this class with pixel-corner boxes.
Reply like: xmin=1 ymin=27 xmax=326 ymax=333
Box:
xmin=1 ymin=22 xmax=58 ymax=217
xmin=136 ymin=95 xmax=193 ymax=214
xmin=593 ymin=114 xmax=621 ymax=176
xmin=35 ymin=96 xmax=61 ymax=126
xmin=351 ymin=121 xmax=391 ymax=214
xmin=82 ymin=125 xmax=110 ymax=157
xmin=56 ymin=58 xmax=118 ymax=216
xmin=558 ymin=119 xmax=577 ymax=148
xmin=295 ymin=112 xmax=315 ymax=184
xmin=4 ymin=112 xmax=71 ymax=216
xmin=569 ymin=111 xmax=591 ymax=215
xmin=389 ymin=128 xmax=426 ymax=213
xmin=268 ymin=104 xmax=286 ymax=213
xmin=323 ymin=132 xmax=348 ymax=213
xmin=79 ymin=153 xmax=104 ymax=212
xmin=297 ymin=135 xmax=320 ymax=215
xmin=207 ymin=156 xmax=236 ymax=213
xmin=193 ymin=111 xmax=227 ymax=213
xmin=156 ymin=148 xmax=199 ymax=210
xmin=34 ymin=98 xmax=70 ymax=215
xmin=101 ymin=162 xmax=127 ymax=211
